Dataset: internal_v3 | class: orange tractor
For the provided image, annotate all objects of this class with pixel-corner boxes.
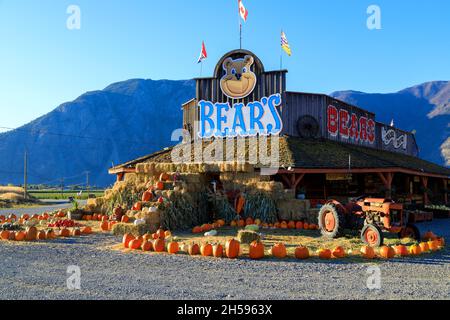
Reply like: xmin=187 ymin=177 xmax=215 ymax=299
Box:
xmin=318 ymin=198 xmax=421 ymax=247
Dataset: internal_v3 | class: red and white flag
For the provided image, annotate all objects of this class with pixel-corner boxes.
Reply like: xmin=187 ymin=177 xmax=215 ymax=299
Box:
xmin=238 ymin=0 xmax=248 ymax=22
xmin=197 ymin=41 xmax=207 ymax=64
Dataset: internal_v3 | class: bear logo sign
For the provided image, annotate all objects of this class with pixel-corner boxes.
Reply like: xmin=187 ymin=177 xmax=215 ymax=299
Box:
xmin=220 ymin=55 xmax=257 ymax=99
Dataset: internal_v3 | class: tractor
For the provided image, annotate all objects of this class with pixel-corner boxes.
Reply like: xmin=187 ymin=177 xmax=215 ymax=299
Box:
xmin=318 ymin=197 xmax=421 ymax=247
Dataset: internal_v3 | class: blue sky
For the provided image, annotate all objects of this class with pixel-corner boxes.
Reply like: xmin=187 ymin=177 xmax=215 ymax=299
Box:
xmin=0 ymin=0 xmax=449 ymax=130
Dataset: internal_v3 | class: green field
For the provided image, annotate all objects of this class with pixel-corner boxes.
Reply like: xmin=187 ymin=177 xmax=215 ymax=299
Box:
xmin=29 ymin=190 xmax=104 ymax=200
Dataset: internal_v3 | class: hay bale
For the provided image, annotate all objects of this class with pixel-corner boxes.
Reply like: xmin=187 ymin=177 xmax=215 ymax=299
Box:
xmin=111 ymin=223 xmax=156 ymax=237
xmin=136 ymin=163 xmax=145 ymax=173
xmin=306 ymin=208 xmax=320 ymax=224
xmin=237 ymin=230 xmax=260 ymax=244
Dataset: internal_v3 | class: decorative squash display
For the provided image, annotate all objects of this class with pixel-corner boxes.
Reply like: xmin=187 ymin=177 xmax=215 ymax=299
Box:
xmin=159 ymin=172 xmax=170 ymax=182
xmin=156 ymin=181 xmax=164 ymax=191
xmin=237 ymin=220 xmax=245 ymax=228
xmin=230 ymin=221 xmax=237 ymax=228
xmin=35 ymin=230 xmax=46 ymax=240
xmin=72 ymin=228 xmax=81 ymax=237
xmin=295 ymin=221 xmax=304 ymax=230
xmin=419 ymin=242 xmax=429 ymax=253
xmin=271 ymin=243 xmax=287 ymax=259
xmin=332 ymin=246 xmax=345 ymax=258
xmin=245 ymin=217 xmax=254 ymax=226
xmin=100 ymin=221 xmax=109 ymax=231
xmin=142 ymin=241 xmax=153 ymax=252
xmin=287 ymin=221 xmax=296 ymax=229
xmin=25 ymin=226 xmax=38 ymax=241
xmin=59 ymin=228 xmax=71 ymax=237
xmin=436 ymin=237 xmax=445 ymax=248
xmin=81 ymin=226 xmax=92 ymax=235
xmin=188 ymin=243 xmax=200 ymax=256
xmin=254 ymin=219 xmax=261 ymax=226
xmin=379 ymin=246 xmax=395 ymax=259
xmin=217 ymin=219 xmax=226 ymax=227
xmin=167 ymin=242 xmax=179 ymax=254
xmin=303 ymin=222 xmax=309 ymax=230
xmin=394 ymin=245 xmax=408 ymax=256
xmin=280 ymin=221 xmax=288 ymax=229
xmin=422 ymin=231 xmax=437 ymax=241
xmin=295 ymin=246 xmax=310 ymax=259
xmin=212 ymin=244 xmax=224 ymax=258
xmin=8 ymin=231 xmax=16 ymax=241
xmin=427 ymin=240 xmax=438 ymax=251
xmin=249 ymin=241 xmax=265 ymax=260
xmin=318 ymin=249 xmax=332 ymax=259
xmin=121 ymin=215 xmax=130 ymax=223
xmin=45 ymin=229 xmax=56 ymax=239
xmin=0 ymin=230 xmax=10 ymax=240
xmin=153 ymin=239 xmax=165 ymax=252
xmin=192 ymin=226 xmax=202 ymax=234
xmin=360 ymin=246 xmax=375 ymax=259
xmin=225 ymin=239 xmax=240 ymax=259
xmin=409 ymin=244 xmax=422 ymax=255
xmin=164 ymin=230 xmax=172 ymax=238
xmin=155 ymin=228 xmax=165 ymax=239
xmin=122 ymin=233 xmax=135 ymax=248
xmin=142 ymin=190 xmax=153 ymax=202
xmin=15 ymin=231 xmax=26 ymax=241
xmin=200 ymin=243 xmax=213 ymax=257
xmin=129 ymin=239 xmax=142 ymax=250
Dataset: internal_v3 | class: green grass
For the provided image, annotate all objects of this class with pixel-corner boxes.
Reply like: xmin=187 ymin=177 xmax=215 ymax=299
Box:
xmin=29 ymin=190 xmax=104 ymax=200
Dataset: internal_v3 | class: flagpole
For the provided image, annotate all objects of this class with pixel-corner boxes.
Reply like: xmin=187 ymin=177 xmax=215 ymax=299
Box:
xmin=240 ymin=23 xmax=242 ymax=49
xmin=280 ymin=29 xmax=283 ymax=70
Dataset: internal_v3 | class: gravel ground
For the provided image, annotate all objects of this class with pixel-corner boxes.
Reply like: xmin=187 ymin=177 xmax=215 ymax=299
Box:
xmin=0 ymin=204 xmax=449 ymax=300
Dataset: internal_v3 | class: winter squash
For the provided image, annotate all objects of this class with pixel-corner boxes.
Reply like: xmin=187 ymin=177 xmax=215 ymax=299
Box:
xmin=36 ymin=231 xmax=46 ymax=240
xmin=332 ymin=246 xmax=345 ymax=258
xmin=1 ymin=230 xmax=10 ymax=240
xmin=217 ymin=219 xmax=226 ymax=227
xmin=156 ymin=181 xmax=164 ymax=190
xmin=192 ymin=226 xmax=202 ymax=234
xmin=156 ymin=229 xmax=166 ymax=239
xmin=225 ymin=239 xmax=240 ymax=259
xmin=409 ymin=244 xmax=422 ymax=255
xmin=153 ymin=239 xmax=165 ymax=252
xmin=81 ymin=226 xmax=92 ymax=235
xmin=200 ymin=243 xmax=213 ymax=257
xmin=254 ymin=219 xmax=261 ymax=226
xmin=419 ymin=242 xmax=429 ymax=253
xmin=294 ymin=246 xmax=310 ymax=259
xmin=164 ymin=230 xmax=172 ymax=238
xmin=85 ymin=215 xmax=93 ymax=221
xmin=100 ymin=221 xmax=109 ymax=231
xmin=237 ymin=220 xmax=245 ymax=228
xmin=15 ymin=231 xmax=26 ymax=241
xmin=8 ymin=232 xmax=16 ymax=241
xmin=280 ymin=221 xmax=288 ymax=229
xmin=295 ymin=221 xmax=304 ymax=230
xmin=360 ymin=246 xmax=375 ymax=259
xmin=159 ymin=172 xmax=170 ymax=182
xmin=45 ymin=229 xmax=56 ymax=239
xmin=92 ymin=214 xmax=98 ymax=221
xmin=249 ymin=241 xmax=265 ymax=260
xmin=287 ymin=221 xmax=296 ymax=229
xmin=379 ymin=246 xmax=395 ymax=259
xmin=427 ymin=240 xmax=438 ymax=251
xmin=122 ymin=233 xmax=135 ymax=248
xmin=167 ymin=242 xmax=179 ymax=254
xmin=121 ymin=215 xmax=129 ymax=223
xmin=133 ymin=202 xmax=142 ymax=211
xmin=274 ymin=222 xmax=280 ymax=229
xmin=271 ymin=243 xmax=287 ymax=259
xmin=101 ymin=215 xmax=109 ymax=222
xmin=230 ymin=220 xmax=237 ymax=228
xmin=303 ymin=222 xmax=310 ymax=230
xmin=25 ymin=226 xmax=38 ymax=241
xmin=188 ymin=243 xmax=200 ymax=256
xmin=245 ymin=217 xmax=254 ymax=226
xmin=318 ymin=249 xmax=332 ymax=259
xmin=309 ymin=224 xmax=318 ymax=230
xmin=142 ymin=190 xmax=153 ymax=202
xmin=142 ymin=241 xmax=153 ymax=252
xmin=394 ymin=245 xmax=408 ymax=256
xmin=129 ymin=239 xmax=142 ymax=250
xmin=212 ymin=244 xmax=224 ymax=258
xmin=59 ymin=228 xmax=71 ymax=237
xmin=72 ymin=228 xmax=81 ymax=237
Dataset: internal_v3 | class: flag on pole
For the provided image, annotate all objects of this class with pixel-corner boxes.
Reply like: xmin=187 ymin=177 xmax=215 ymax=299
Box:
xmin=197 ymin=41 xmax=207 ymax=64
xmin=281 ymin=31 xmax=292 ymax=56
xmin=238 ymin=0 xmax=248 ymax=22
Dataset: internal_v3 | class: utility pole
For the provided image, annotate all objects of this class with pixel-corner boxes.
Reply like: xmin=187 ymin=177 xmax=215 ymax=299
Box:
xmin=85 ymin=171 xmax=90 ymax=194
xmin=23 ymin=150 xmax=28 ymax=200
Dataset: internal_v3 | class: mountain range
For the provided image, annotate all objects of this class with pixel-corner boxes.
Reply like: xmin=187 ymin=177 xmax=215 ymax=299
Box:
xmin=0 ymin=79 xmax=448 ymax=187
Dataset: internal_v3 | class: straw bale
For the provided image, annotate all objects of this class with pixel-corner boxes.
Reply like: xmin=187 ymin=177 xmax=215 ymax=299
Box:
xmin=112 ymin=223 xmax=156 ymax=237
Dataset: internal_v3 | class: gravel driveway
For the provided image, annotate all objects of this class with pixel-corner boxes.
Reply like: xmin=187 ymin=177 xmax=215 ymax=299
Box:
xmin=0 ymin=204 xmax=448 ymax=300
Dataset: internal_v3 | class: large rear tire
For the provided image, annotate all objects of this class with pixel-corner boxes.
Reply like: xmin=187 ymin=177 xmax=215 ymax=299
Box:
xmin=361 ymin=224 xmax=384 ymax=247
xmin=398 ymin=224 xmax=420 ymax=241
xmin=318 ymin=203 xmax=345 ymax=238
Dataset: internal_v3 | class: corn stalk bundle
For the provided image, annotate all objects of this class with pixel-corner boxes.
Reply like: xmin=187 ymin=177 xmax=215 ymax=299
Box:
xmin=208 ymin=192 xmax=237 ymax=223
xmin=243 ymin=191 xmax=278 ymax=223
xmin=106 ymin=188 xmax=140 ymax=215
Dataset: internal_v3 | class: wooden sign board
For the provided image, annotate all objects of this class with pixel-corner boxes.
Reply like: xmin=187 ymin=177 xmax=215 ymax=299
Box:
xmin=326 ymin=173 xmax=352 ymax=181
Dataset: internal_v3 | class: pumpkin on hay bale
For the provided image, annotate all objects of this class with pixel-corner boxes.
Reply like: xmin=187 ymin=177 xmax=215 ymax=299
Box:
xmin=236 ymin=229 xmax=260 ymax=244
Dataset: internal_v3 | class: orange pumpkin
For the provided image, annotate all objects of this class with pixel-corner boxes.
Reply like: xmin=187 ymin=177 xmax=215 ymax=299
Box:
xmin=436 ymin=237 xmax=445 ymax=248
xmin=36 ymin=231 xmax=46 ymax=240
xmin=419 ymin=242 xmax=429 ymax=253
xmin=422 ymin=231 xmax=437 ymax=241
xmin=245 ymin=217 xmax=254 ymax=226
xmin=159 ymin=172 xmax=170 ymax=182
xmin=271 ymin=243 xmax=287 ymax=258
xmin=217 ymin=219 xmax=226 ymax=227
xmin=309 ymin=224 xmax=318 ymax=230
xmin=409 ymin=244 xmax=422 ymax=255
xmin=8 ymin=232 xmax=16 ymax=241
xmin=295 ymin=221 xmax=304 ymax=230
xmin=318 ymin=249 xmax=332 ymax=259
xmin=287 ymin=221 xmax=296 ymax=229
xmin=379 ymin=246 xmax=395 ymax=259
xmin=45 ymin=229 xmax=56 ymax=239
xmin=72 ymin=228 xmax=81 ymax=237
xmin=230 ymin=220 xmax=237 ymax=228
xmin=360 ymin=246 xmax=375 ymax=259
xmin=167 ymin=242 xmax=179 ymax=254
xmin=129 ymin=239 xmax=142 ymax=250
xmin=332 ymin=246 xmax=346 ymax=258
xmin=295 ymin=246 xmax=310 ymax=259
xmin=280 ymin=221 xmax=288 ymax=229
xmin=249 ymin=241 xmax=265 ymax=260
xmin=188 ymin=243 xmax=200 ymax=256
xmin=395 ymin=245 xmax=408 ymax=256
xmin=225 ymin=239 xmax=240 ymax=259
xmin=101 ymin=215 xmax=109 ymax=222
xmin=156 ymin=229 xmax=166 ymax=239
xmin=100 ymin=221 xmax=109 ymax=231
xmin=15 ymin=231 xmax=26 ymax=241
xmin=25 ymin=226 xmax=38 ymax=241
xmin=59 ymin=228 xmax=71 ymax=237
xmin=85 ymin=215 xmax=93 ymax=221
xmin=1 ymin=230 xmax=10 ymax=240
xmin=427 ymin=240 xmax=438 ymax=251
xmin=92 ymin=214 xmax=98 ymax=221
xmin=81 ymin=226 xmax=92 ymax=234
xmin=142 ymin=241 xmax=153 ymax=252
xmin=274 ymin=222 xmax=281 ymax=229
xmin=156 ymin=181 xmax=164 ymax=190
xmin=212 ymin=244 xmax=224 ymax=258
xmin=122 ymin=233 xmax=135 ymax=248
xmin=237 ymin=220 xmax=245 ymax=228
xmin=254 ymin=219 xmax=262 ymax=226
xmin=153 ymin=239 xmax=165 ymax=252
xmin=303 ymin=222 xmax=310 ymax=230
xmin=132 ymin=202 xmax=142 ymax=211
xmin=192 ymin=226 xmax=202 ymax=234
xmin=164 ymin=230 xmax=172 ymax=238
xmin=142 ymin=190 xmax=153 ymax=202
xmin=121 ymin=215 xmax=129 ymax=223
xmin=200 ymin=243 xmax=213 ymax=257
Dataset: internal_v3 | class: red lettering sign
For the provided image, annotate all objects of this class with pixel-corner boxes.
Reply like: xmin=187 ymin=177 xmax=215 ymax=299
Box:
xmin=327 ymin=105 xmax=338 ymax=136
xmin=339 ymin=109 xmax=349 ymax=138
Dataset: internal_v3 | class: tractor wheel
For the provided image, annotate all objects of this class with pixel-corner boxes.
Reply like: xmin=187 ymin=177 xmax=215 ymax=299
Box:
xmin=361 ymin=224 xmax=384 ymax=247
xmin=318 ymin=203 xmax=345 ymax=238
xmin=398 ymin=224 xmax=420 ymax=241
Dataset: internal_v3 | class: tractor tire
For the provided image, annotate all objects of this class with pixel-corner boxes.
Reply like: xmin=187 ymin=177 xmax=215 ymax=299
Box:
xmin=318 ymin=203 xmax=345 ymax=238
xmin=361 ymin=224 xmax=384 ymax=247
xmin=398 ymin=224 xmax=420 ymax=241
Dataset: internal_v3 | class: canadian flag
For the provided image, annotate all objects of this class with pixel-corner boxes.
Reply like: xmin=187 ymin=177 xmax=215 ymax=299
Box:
xmin=238 ymin=0 xmax=248 ymax=22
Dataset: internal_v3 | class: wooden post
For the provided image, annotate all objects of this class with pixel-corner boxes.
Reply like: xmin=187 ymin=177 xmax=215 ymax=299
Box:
xmin=377 ymin=172 xmax=394 ymax=199
xmin=421 ymin=176 xmax=429 ymax=205
xmin=117 ymin=173 xmax=125 ymax=182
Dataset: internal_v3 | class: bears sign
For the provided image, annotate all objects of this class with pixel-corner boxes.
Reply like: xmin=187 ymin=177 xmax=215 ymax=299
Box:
xmin=220 ymin=55 xmax=257 ymax=100
xmin=327 ymin=105 xmax=375 ymax=144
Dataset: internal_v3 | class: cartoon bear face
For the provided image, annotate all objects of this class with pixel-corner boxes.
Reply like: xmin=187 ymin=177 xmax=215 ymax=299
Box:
xmin=220 ymin=55 xmax=257 ymax=99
